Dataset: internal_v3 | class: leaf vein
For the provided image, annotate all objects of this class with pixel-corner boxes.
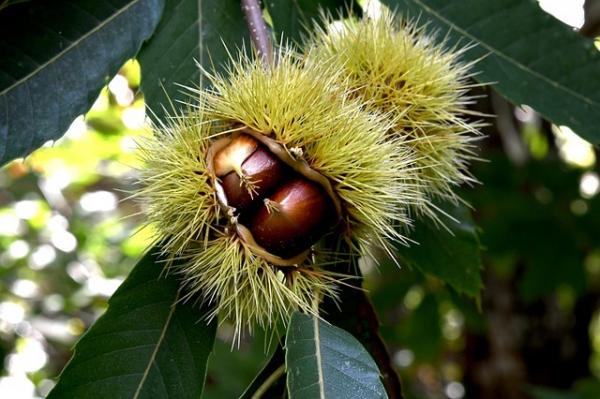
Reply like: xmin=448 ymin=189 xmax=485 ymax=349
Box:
xmin=132 ymin=290 xmax=180 ymax=399
xmin=407 ymin=0 xmax=600 ymax=108
xmin=0 ymin=0 xmax=143 ymax=96
xmin=313 ymin=316 xmax=325 ymax=399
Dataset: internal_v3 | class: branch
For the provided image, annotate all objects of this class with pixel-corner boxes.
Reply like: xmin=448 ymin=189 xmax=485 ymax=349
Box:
xmin=251 ymin=365 xmax=285 ymax=399
xmin=490 ymin=91 xmax=528 ymax=166
xmin=581 ymin=0 xmax=600 ymax=37
xmin=241 ymin=0 xmax=273 ymax=67
xmin=321 ymin=239 xmax=404 ymax=399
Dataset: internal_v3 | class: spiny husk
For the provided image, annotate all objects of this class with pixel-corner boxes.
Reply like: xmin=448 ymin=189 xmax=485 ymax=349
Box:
xmin=137 ymin=108 xmax=342 ymax=340
xmin=198 ymin=48 xmax=420 ymax=256
xmin=306 ymin=11 xmax=484 ymax=221
xmin=136 ymin=111 xmax=219 ymax=258
xmin=136 ymin=46 xmax=419 ymax=339
xmin=177 ymin=232 xmax=350 ymax=341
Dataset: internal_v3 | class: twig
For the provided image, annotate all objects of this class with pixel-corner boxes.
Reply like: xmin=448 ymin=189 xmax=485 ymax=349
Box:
xmin=490 ymin=92 xmax=528 ymax=166
xmin=251 ymin=364 xmax=285 ymax=399
xmin=241 ymin=0 xmax=273 ymax=67
xmin=581 ymin=0 xmax=600 ymax=37
xmin=321 ymin=238 xmax=404 ymax=398
xmin=240 ymin=345 xmax=286 ymax=398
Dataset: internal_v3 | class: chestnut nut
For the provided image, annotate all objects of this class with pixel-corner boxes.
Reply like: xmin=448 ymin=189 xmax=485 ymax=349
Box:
xmin=212 ymin=133 xmax=335 ymax=259
xmin=220 ymin=146 xmax=285 ymax=211
xmin=250 ymin=178 xmax=332 ymax=258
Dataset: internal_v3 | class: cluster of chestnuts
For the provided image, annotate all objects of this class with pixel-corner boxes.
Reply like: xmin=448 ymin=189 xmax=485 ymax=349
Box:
xmin=137 ymin=10 xmax=480 ymax=338
xmin=212 ymin=132 xmax=337 ymax=261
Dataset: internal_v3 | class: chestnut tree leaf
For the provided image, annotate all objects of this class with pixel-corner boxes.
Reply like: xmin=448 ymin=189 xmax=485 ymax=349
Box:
xmin=138 ymin=0 xmax=250 ymax=120
xmin=321 ymin=288 xmax=403 ymax=397
xmin=397 ymin=203 xmax=483 ymax=297
xmin=285 ymin=312 xmax=387 ymax=399
xmin=265 ymin=0 xmax=361 ymax=44
xmin=382 ymin=0 xmax=600 ymax=144
xmin=319 ymin=244 xmax=403 ymax=397
xmin=47 ymin=249 xmax=216 ymax=399
xmin=0 ymin=0 xmax=164 ymax=166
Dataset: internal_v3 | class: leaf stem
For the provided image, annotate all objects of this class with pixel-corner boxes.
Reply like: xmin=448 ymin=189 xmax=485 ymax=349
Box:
xmin=241 ymin=0 xmax=273 ymax=67
xmin=251 ymin=364 xmax=285 ymax=399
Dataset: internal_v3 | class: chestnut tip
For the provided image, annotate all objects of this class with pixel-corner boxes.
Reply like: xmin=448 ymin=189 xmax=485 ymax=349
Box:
xmin=213 ymin=134 xmax=258 ymax=177
xmin=220 ymin=145 xmax=286 ymax=211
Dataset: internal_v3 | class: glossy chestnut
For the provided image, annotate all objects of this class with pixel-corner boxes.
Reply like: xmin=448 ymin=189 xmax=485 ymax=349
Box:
xmin=221 ymin=145 xmax=286 ymax=211
xmin=250 ymin=178 xmax=332 ymax=258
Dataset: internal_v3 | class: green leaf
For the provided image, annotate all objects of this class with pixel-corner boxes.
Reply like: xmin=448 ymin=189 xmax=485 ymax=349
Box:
xmin=319 ymin=250 xmax=403 ymax=398
xmin=381 ymin=0 xmax=600 ymax=144
xmin=398 ymin=203 xmax=483 ymax=297
xmin=285 ymin=312 xmax=387 ymax=399
xmin=265 ymin=0 xmax=361 ymax=44
xmin=48 ymin=249 xmax=216 ymax=399
xmin=0 ymin=0 xmax=164 ymax=166
xmin=138 ymin=0 xmax=250 ymax=120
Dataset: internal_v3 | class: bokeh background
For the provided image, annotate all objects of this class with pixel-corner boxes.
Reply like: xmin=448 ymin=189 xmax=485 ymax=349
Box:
xmin=1 ymin=1 xmax=600 ymax=398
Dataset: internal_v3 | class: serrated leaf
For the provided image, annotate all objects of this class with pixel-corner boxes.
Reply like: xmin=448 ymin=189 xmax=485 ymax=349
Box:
xmin=48 ymin=249 xmax=216 ymax=399
xmin=382 ymin=0 xmax=600 ymax=144
xmin=138 ymin=0 xmax=250 ymax=120
xmin=0 ymin=0 xmax=164 ymax=166
xmin=265 ymin=0 xmax=361 ymax=43
xmin=398 ymin=203 xmax=482 ymax=297
xmin=285 ymin=312 xmax=387 ymax=399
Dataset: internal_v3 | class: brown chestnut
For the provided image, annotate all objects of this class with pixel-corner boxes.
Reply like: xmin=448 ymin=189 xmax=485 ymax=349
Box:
xmin=250 ymin=178 xmax=332 ymax=258
xmin=221 ymin=145 xmax=286 ymax=210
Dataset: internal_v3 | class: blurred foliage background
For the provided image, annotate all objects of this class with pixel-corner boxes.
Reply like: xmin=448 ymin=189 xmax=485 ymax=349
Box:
xmin=1 ymin=1 xmax=600 ymax=398
xmin=0 ymin=61 xmax=152 ymax=397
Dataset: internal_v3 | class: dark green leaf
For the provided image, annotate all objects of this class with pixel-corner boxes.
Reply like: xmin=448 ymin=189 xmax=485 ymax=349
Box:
xmin=519 ymin=250 xmax=586 ymax=302
xmin=138 ymin=0 xmax=250 ymax=120
xmin=48 ymin=249 xmax=216 ymax=399
xmin=323 ymin=288 xmax=403 ymax=398
xmin=382 ymin=0 xmax=600 ymax=144
xmin=265 ymin=0 xmax=361 ymax=44
xmin=398 ymin=203 xmax=482 ymax=297
xmin=285 ymin=312 xmax=387 ymax=399
xmin=0 ymin=0 xmax=164 ymax=166
xmin=575 ymin=379 xmax=600 ymax=399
